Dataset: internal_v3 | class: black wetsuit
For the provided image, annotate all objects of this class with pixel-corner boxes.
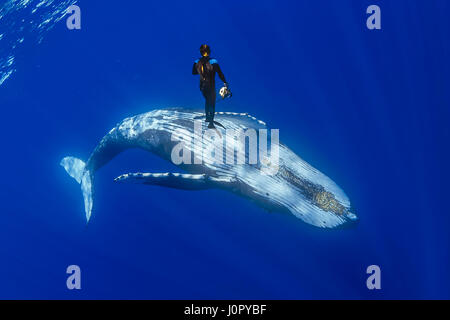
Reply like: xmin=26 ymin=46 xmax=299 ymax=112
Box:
xmin=192 ymin=56 xmax=227 ymax=123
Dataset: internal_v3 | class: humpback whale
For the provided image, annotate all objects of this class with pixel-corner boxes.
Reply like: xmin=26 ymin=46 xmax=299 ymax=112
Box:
xmin=61 ymin=108 xmax=358 ymax=229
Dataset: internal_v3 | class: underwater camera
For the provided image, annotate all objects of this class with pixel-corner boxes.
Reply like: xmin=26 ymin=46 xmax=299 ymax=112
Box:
xmin=219 ymin=86 xmax=232 ymax=99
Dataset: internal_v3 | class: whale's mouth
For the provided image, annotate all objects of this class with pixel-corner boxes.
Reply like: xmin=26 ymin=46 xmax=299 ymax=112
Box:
xmin=114 ymin=172 xmax=236 ymax=190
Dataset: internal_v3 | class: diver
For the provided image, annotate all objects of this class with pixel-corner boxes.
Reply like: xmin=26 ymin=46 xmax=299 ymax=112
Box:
xmin=192 ymin=44 xmax=229 ymax=128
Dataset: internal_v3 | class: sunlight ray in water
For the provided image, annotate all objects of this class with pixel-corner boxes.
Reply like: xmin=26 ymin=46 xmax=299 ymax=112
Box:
xmin=0 ymin=0 xmax=77 ymax=87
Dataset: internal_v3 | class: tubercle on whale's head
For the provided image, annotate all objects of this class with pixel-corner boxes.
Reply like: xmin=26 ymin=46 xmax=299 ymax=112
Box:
xmin=314 ymin=190 xmax=346 ymax=215
xmin=314 ymin=191 xmax=358 ymax=225
xmin=311 ymin=190 xmax=359 ymax=228
xmin=276 ymin=165 xmax=358 ymax=228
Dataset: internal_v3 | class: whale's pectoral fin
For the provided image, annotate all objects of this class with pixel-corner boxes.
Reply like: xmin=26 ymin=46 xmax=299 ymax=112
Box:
xmin=114 ymin=172 xmax=237 ymax=190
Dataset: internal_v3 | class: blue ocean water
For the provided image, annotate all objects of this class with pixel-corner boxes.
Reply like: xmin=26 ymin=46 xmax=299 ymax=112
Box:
xmin=0 ymin=0 xmax=449 ymax=299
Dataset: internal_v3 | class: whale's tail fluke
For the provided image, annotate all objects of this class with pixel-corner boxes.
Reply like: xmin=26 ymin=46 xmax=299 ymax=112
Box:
xmin=60 ymin=156 xmax=93 ymax=223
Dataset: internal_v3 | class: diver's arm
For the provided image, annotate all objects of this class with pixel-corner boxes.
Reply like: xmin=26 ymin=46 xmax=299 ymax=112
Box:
xmin=192 ymin=62 xmax=198 ymax=75
xmin=215 ymin=64 xmax=227 ymax=85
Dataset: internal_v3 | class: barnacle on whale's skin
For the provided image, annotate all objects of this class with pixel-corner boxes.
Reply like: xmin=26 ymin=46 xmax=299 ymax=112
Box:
xmin=278 ymin=166 xmax=346 ymax=216
xmin=314 ymin=191 xmax=345 ymax=215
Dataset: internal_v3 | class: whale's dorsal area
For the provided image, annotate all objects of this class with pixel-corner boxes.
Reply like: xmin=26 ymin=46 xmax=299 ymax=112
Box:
xmin=112 ymin=108 xmax=268 ymax=140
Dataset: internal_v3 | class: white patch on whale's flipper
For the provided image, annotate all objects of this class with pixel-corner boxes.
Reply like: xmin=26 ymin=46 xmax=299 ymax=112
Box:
xmin=60 ymin=156 xmax=93 ymax=222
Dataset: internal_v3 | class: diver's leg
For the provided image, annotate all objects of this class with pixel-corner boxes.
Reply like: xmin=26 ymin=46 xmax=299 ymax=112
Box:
xmin=205 ymin=89 xmax=216 ymax=123
xmin=202 ymin=89 xmax=212 ymax=122
xmin=206 ymin=91 xmax=216 ymax=128
xmin=204 ymin=89 xmax=215 ymax=123
xmin=210 ymin=89 xmax=216 ymax=122
xmin=201 ymin=89 xmax=208 ymax=120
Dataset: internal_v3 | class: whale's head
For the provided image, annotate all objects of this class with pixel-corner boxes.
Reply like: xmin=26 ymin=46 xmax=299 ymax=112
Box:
xmin=242 ymin=145 xmax=359 ymax=229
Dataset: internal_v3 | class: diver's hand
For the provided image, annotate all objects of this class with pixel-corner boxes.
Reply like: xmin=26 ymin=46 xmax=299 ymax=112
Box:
xmin=224 ymin=82 xmax=228 ymax=88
